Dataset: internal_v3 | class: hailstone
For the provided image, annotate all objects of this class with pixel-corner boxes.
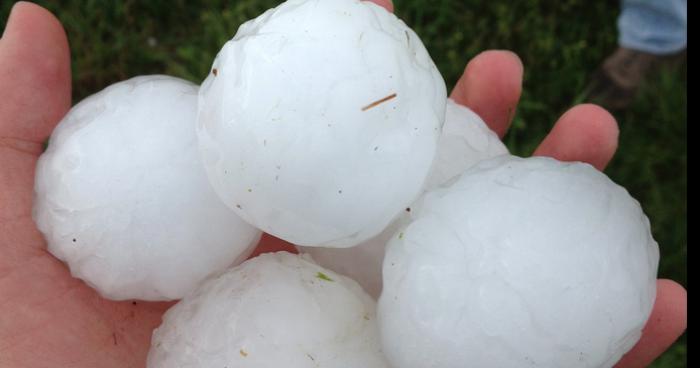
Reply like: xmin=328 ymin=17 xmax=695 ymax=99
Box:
xmin=147 ymin=252 xmax=389 ymax=368
xmin=197 ymin=0 xmax=447 ymax=248
xmin=425 ymin=98 xmax=509 ymax=188
xmin=300 ymin=99 xmax=508 ymax=297
xmin=378 ymin=155 xmax=659 ymax=368
xmin=33 ymin=75 xmax=262 ymax=301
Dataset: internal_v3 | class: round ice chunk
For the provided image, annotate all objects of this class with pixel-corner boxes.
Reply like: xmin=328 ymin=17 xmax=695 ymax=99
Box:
xmin=425 ymin=98 xmax=509 ymax=188
xmin=378 ymin=155 xmax=659 ymax=368
xmin=33 ymin=76 xmax=262 ymax=301
xmin=301 ymin=99 xmax=507 ymax=297
xmin=197 ymin=0 xmax=447 ymax=248
xmin=147 ymin=252 xmax=389 ymax=368
xmin=299 ymin=216 xmax=406 ymax=299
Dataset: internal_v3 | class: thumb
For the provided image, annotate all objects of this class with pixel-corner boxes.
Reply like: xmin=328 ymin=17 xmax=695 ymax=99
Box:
xmin=0 ymin=1 xmax=71 ymax=144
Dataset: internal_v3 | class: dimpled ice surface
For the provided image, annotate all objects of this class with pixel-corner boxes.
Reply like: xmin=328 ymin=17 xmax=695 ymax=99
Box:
xmin=379 ymin=155 xmax=659 ymax=368
xmin=197 ymin=0 xmax=447 ymax=248
xmin=33 ymin=76 xmax=262 ymax=301
xmin=301 ymin=99 xmax=508 ymax=297
xmin=425 ymin=98 xmax=509 ymax=189
xmin=147 ymin=252 xmax=389 ymax=368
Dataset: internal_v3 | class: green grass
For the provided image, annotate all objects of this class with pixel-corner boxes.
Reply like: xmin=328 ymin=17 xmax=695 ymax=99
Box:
xmin=1 ymin=1 xmax=686 ymax=366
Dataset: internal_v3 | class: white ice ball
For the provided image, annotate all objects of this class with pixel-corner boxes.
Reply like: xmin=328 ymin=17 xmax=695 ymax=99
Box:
xmin=379 ymin=155 xmax=659 ymax=368
xmin=301 ymin=99 xmax=507 ymax=297
xmin=33 ymin=76 xmax=262 ymax=301
xmin=299 ymin=216 xmax=405 ymax=298
xmin=197 ymin=0 xmax=447 ymax=248
xmin=147 ymin=252 xmax=389 ymax=368
xmin=425 ymin=98 xmax=509 ymax=188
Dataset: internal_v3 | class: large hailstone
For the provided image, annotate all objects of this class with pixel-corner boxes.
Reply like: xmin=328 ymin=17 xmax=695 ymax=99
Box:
xmin=301 ymin=99 xmax=508 ymax=297
xmin=148 ymin=252 xmax=389 ymax=368
xmin=197 ymin=0 xmax=447 ymax=248
xmin=425 ymin=98 xmax=509 ymax=188
xmin=379 ymin=156 xmax=659 ymax=368
xmin=33 ymin=76 xmax=262 ymax=301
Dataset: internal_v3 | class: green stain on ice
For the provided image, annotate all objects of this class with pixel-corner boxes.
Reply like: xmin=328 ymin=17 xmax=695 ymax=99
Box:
xmin=316 ymin=272 xmax=334 ymax=282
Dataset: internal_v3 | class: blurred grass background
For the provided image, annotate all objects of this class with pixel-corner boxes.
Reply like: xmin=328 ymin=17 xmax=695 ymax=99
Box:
xmin=1 ymin=0 xmax=687 ymax=366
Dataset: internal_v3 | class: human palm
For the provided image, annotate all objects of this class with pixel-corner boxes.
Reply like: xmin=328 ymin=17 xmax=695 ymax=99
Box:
xmin=0 ymin=2 xmax=686 ymax=367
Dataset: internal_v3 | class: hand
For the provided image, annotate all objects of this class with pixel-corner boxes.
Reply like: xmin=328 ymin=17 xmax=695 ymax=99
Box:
xmin=0 ymin=2 xmax=685 ymax=368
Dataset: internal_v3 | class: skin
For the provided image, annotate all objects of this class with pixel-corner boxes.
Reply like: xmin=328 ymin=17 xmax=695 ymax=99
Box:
xmin=0 ymin=1 xmax=686 ymax=367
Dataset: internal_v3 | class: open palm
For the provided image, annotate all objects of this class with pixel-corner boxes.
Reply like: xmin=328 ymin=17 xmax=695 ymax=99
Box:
xmin=0 ymin=2 xmax=685 ymax=367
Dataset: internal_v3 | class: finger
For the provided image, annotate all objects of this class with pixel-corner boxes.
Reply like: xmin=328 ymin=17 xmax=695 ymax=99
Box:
xmin=615 ymin=279 xmax=687 ymax=368
xmin=0 ymin=1 xmax=71 ymax=143
xmin=365 ymin=0 xmax=394 ymax=12
xmin=0 ymin=2 xmax=71 ymax=223
xmin=450 ymin=50 xmax=523 ymax=138
xmin=533 ymin=104 xmax=619 ymax=171
xmin=248 ymin=233 xmax=299 ymax=259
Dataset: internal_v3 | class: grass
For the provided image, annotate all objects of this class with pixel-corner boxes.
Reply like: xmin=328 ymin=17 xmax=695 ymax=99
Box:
xmin=1 ymin=0 xmax=687 ymax=366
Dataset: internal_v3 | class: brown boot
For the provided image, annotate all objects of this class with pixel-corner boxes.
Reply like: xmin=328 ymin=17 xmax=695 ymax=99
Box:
xmin=586 ymin=47 xmax=686 ymax=110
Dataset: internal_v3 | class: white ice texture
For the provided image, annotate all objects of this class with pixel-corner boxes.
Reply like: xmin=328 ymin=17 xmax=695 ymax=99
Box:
xmin=147 ymin=252 xmax=389 ymax=368
xmin=33 ymin=75 xmax=262 ymax=301
xmin=379 ymin=155 xmax=659 ymax=368
xmin=197 ymin=0 xmax=447 ymax=248
xmin=301 ymin=99 xmax=508 ymax=297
